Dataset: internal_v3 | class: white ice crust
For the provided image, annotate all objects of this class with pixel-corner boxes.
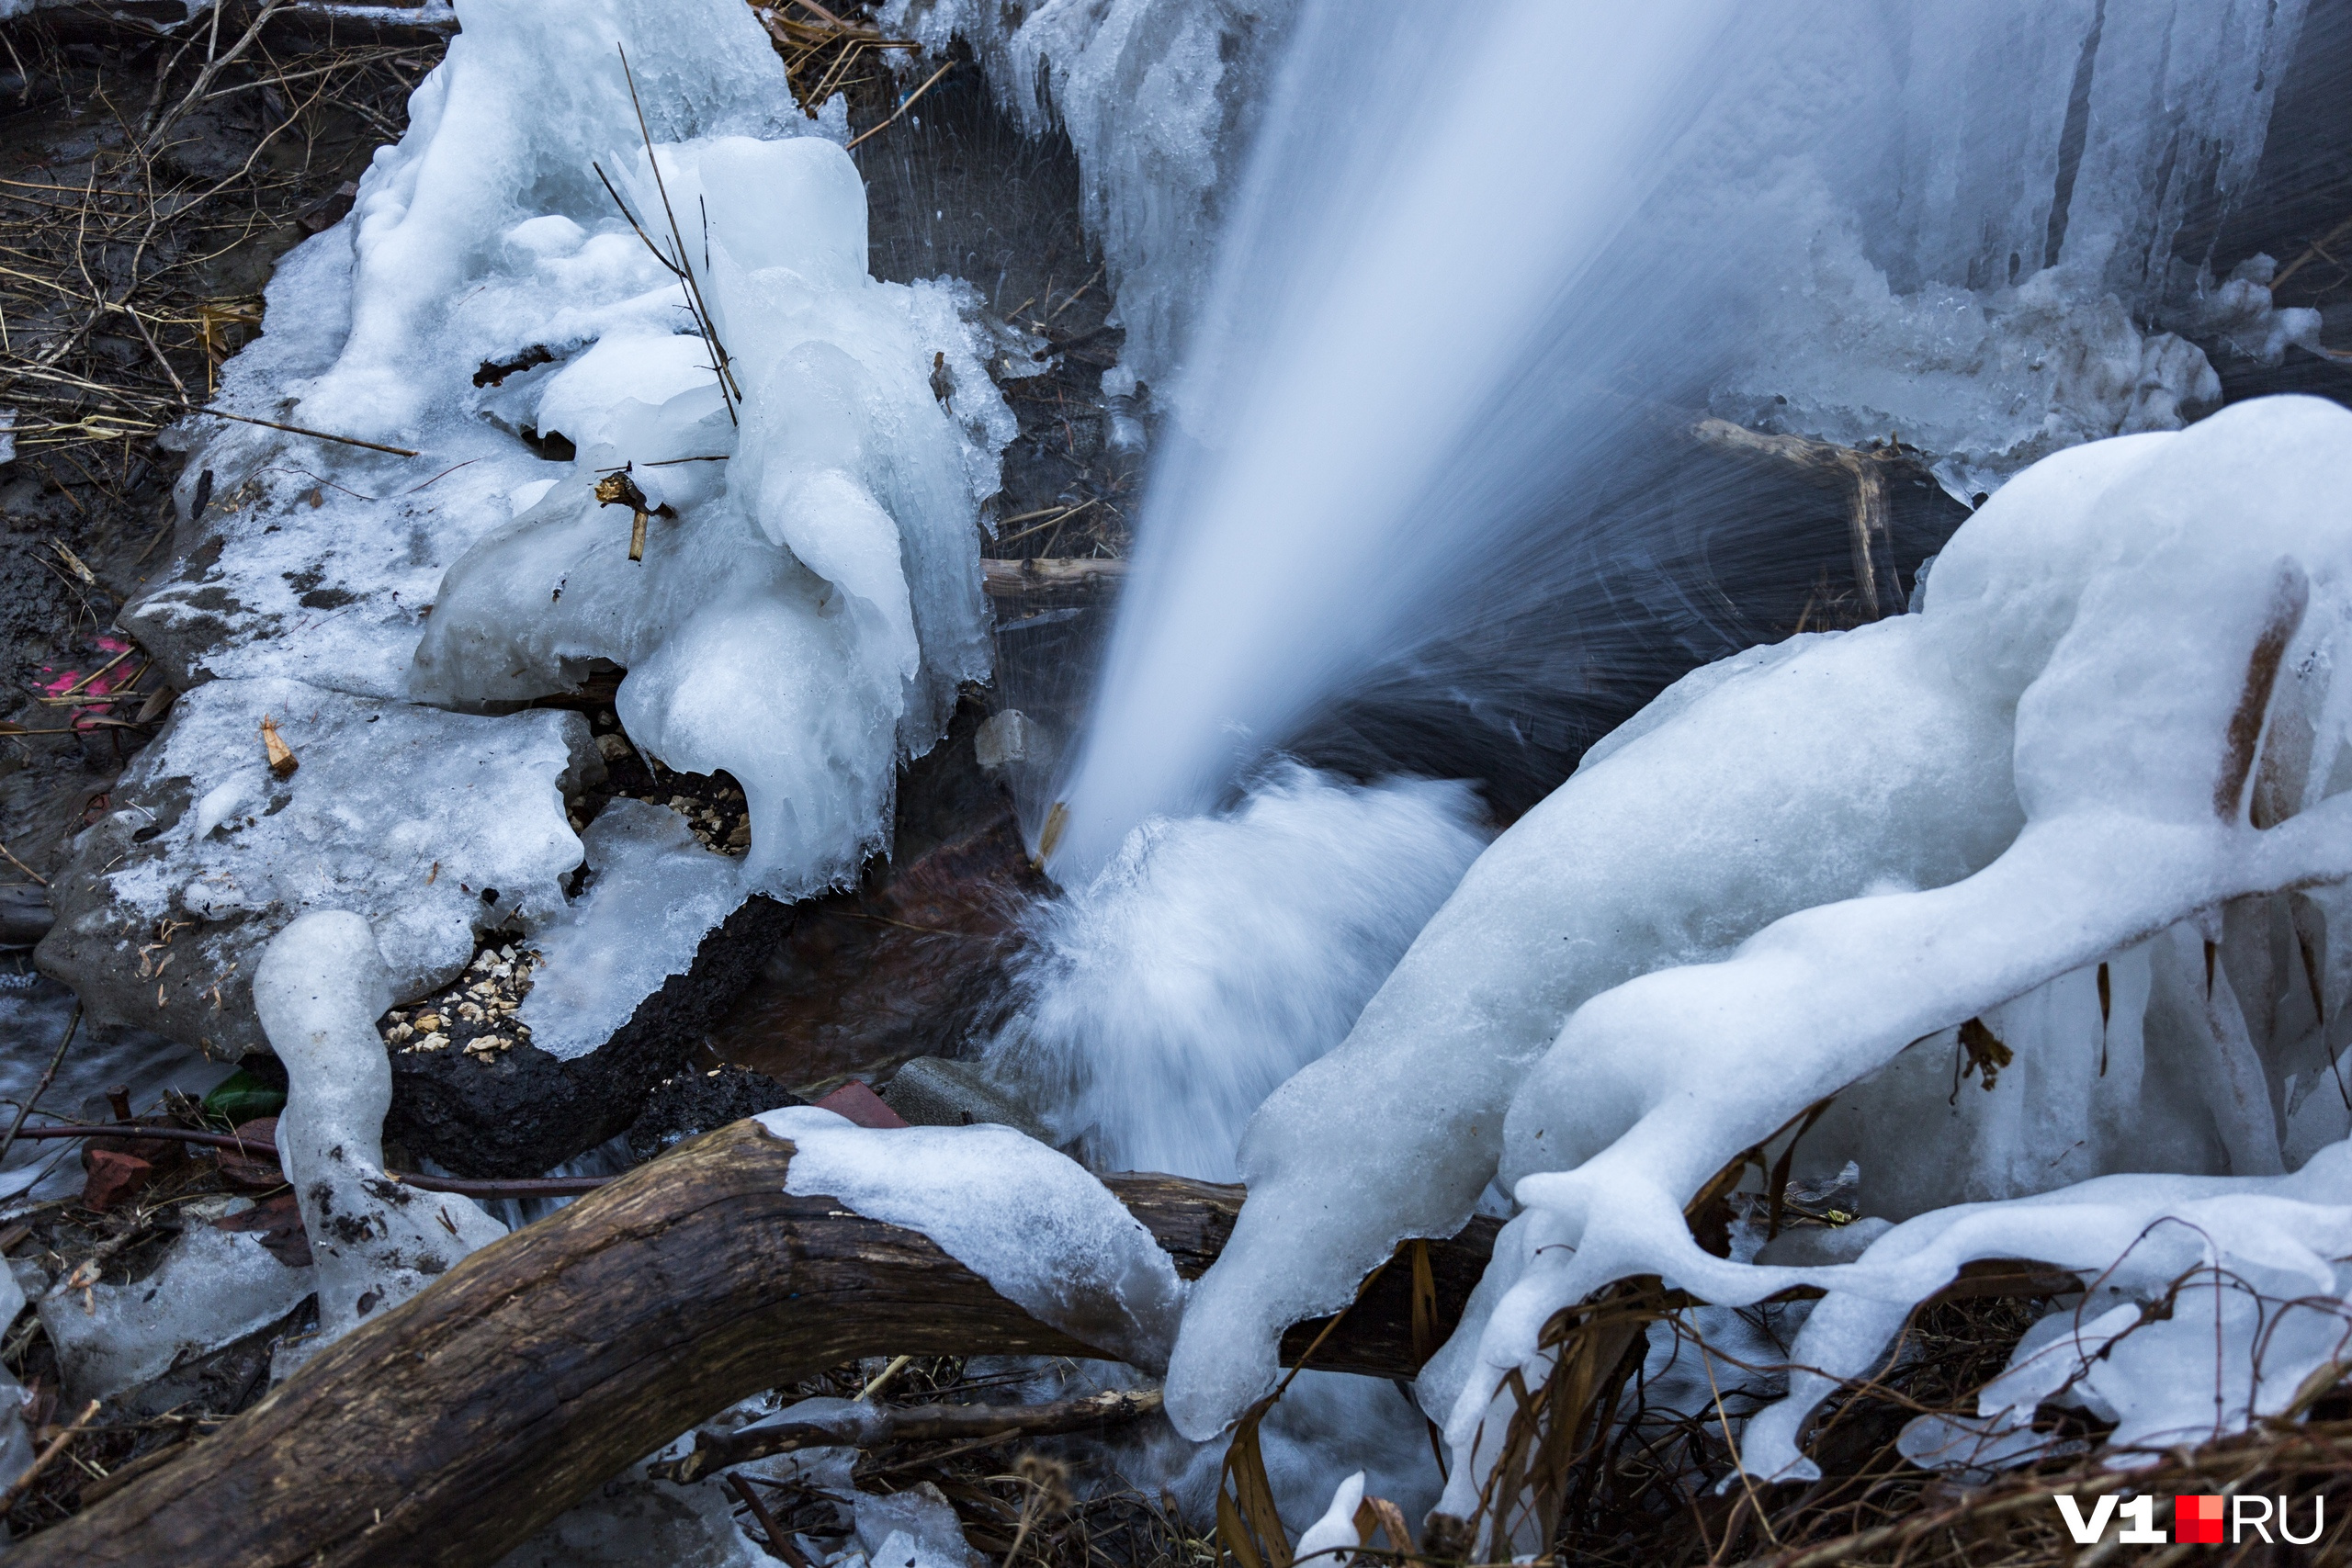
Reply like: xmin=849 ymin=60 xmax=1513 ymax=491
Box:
xmin=38 ymin=1223 xmax=315 ymax=1409
xmin=101 ymin=677 xmax=592 ymax=999
xmin=517 ymin=800 xmax=744 ymax=1060
xmin=1158 ymin=397 xmax=2352 ymax=1524
xmin=758 ymin=1107 xmax=1188 ymax=1372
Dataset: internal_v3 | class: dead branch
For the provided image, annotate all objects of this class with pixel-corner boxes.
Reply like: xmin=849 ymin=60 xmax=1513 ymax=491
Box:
xmin=655 ymin=1386 xmax=1167 ymax=1484
xmin=1690 ymin=417 xmax=1906 ymax=620
xmin=981 ymin=557 xmax=1129 ymax=596
xmin=14 ymin=1118 xmax=1499 ymax=1567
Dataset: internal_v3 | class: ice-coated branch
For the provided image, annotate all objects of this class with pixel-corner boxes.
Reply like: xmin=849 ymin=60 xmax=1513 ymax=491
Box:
xmin=252 ymin=910 xmax=506 ymax=1371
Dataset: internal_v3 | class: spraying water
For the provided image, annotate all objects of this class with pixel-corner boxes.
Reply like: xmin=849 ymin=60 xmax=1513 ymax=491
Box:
xmin=987 ymin=766 xmax=1487 ymax=1179
xmin=1041 ymin=0 xmax=2303 ymax=879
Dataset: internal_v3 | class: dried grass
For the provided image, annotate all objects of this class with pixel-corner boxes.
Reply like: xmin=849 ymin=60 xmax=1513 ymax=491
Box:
xmin=0 ymin=10 xmax=442 ymax=497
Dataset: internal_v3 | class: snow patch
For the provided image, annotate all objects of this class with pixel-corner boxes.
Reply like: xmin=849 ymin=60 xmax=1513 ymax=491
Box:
xmin=759 ymin=1107 xmax=1188 ymax=1372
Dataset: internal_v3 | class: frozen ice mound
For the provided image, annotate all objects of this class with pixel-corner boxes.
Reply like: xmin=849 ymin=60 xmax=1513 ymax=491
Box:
xmin=39 ymin=677 xmax=596 ymax=1055
xmin=987 ymin=765 xmax=1488 ymax=1180
xmin=1160 ymin=396 xmax=2352 ymax=1511
xmin=410 ymin=129 xmax=1002 ymax=899
xmin=760 ymin=1106 xmax=1189 ymax=1372
xmin=255 ymin=912 xmax=506 ymax=1373
xmin=101 ymin=0 xmax=1014 ymax=1066
xmin=518 ymin=800 xmax=744 ymax=1061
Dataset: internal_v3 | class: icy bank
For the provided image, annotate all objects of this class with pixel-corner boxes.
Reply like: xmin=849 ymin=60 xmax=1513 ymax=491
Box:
xmin=1155 ymin=397 xmax=2352 ymax=1524
xmin=62 ymin=0 xmax=1019 ymax=1073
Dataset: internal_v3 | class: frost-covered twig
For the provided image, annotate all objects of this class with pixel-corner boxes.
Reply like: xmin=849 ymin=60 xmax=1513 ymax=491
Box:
xmin=608 ymin=44 xmax=741 ymax=423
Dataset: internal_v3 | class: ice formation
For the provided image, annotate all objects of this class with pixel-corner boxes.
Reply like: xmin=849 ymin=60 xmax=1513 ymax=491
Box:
xmin=516 ymin=800 xmax=743 ymax=1060
xmin=1154 ymin=397 xmax=2352 ymax=1527
xmin=1739 ymin=1147 xmax=2352 ymax=1481
xmin=854 ymin=1483 xmax=983 ymax=1568
xmin=1289 ymin=1471 xmax=1366 ymax=1566
xmin=492 ymin=1457 xmax=767 ymax=1568
xmin=44 ymin=678 xmax=594 ymax=1054
xmin=254 ymin=912 xmax=505 ymax=1368
xmin=987 ymin=766 xmax=1487 ymax=1179
xmin=39 ymin=1221 xmax=314 ymax=1407
xmin=0 ymin=1266 xmax=28 ymax=1480
xmin=761 ymin=1106 xmax=1186 ymax=1371
xmin=76 ymin=0 xmax=1019 ymax=1057
xmin=409 ymin=130 xmax=1011 ymax=898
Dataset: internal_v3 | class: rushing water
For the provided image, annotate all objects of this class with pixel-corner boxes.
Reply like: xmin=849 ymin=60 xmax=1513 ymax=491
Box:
xmin=1039 ymin=0 xmax=2304 ymax=883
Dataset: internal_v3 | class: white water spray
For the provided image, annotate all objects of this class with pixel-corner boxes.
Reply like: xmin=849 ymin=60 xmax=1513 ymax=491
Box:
xmin=989 ymin=767 xmax=1487 ymax=1180
xmin=1043 ymin=0 xmax=2302 ymax=879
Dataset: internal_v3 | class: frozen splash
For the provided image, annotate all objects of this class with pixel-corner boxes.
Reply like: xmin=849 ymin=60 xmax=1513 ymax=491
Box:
xmin=987 ymin=766 xmax=1487 ymax=1181
xmin=1039 ymin=0 xmax=2306 ymax=879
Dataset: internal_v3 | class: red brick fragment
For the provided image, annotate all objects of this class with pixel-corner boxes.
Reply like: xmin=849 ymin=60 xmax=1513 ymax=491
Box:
xmin=812 ymin=1079 xmax=909 ymax=1129
xmin=82 ymin=1149 xmax=154 ymax=1213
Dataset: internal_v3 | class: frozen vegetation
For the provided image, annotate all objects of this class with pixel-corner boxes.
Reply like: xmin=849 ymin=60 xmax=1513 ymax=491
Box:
xmin=1157 ymin=397 xmax=2352 ymax=1538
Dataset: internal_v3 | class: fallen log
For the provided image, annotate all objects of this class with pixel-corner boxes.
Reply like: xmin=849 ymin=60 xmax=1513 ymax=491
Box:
xmin=17 ymin=1117 xmax=1499 ymax=1567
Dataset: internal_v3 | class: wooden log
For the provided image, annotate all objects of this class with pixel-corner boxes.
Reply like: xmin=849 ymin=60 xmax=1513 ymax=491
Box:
xmin=981 ymin=556 xmax=1130 ymax=597
xmin=18 ymin=1118 xmax=1499 ymax=1568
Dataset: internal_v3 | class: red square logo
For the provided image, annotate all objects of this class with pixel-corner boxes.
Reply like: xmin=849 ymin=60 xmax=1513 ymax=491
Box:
xmin=2176 ymin=1495 xmax=2225 ymax=1544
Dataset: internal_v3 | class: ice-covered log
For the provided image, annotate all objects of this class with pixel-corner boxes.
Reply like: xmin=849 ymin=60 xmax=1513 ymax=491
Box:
xmin=18 ymin=1118 xmax=1498 ymax=1568
xmin=1155 ymin=396 xmax=2352 ymax=1536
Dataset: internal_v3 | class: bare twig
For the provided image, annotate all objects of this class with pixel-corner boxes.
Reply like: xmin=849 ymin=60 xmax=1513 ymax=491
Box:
xmin=843 ymin=58 xmax=956 ymax=152
xmin=195 ymin=405 xmax=420 ymax=457
xmin=0 ymin=1399 xmax=103 ymax=1512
